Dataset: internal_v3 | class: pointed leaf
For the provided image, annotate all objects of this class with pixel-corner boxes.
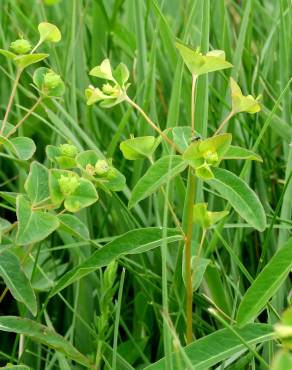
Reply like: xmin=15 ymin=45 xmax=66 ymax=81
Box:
xmin=16 ymin=195 xmax=59 ymax=245
xmin=237 ymin=237 xmax=292 ymax=327
xmin=223 ymin=145 xmax=263 ymax=162
xmin=129 ymin=156 xmax=187 ymax=208
xmin=49 ymin=228 xmax=182 ymax=297
xmin=120 ymin=136 xmax=160 ymax=160
xmin=89 ymin=59 xmax=113 ymax=80
xmin=14 ymin=53 xmax=49 ymax=69
xmin=0 ymin=250 xmax=37 ymax=316
xmin=144 ymin=324 xmax=273 ymax=370
xmin=207 ymin=168 xmax=266 ymax=231
xmin=0 ymin=49 xmax=17 ymax=60
xmin=0 ymin=316 xmax=93 ymax=368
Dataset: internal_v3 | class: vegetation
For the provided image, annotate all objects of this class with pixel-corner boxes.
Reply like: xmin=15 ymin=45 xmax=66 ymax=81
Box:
xmin=0 ymin=0 xmax=291 ymax=369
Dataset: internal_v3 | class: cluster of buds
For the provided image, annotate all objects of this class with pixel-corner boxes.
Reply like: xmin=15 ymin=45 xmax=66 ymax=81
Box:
xmin=10 ymin=38 xmax=32 ymax=54
xmin=58 ymin=174 xmax=80 ymax=196
xmin=85 ymin=159 xmax=116 ymax=179
xmin=43 ymin=70 xmax=62 ymax=90
xmin=59 ymin=143 xmax=79 ymax=158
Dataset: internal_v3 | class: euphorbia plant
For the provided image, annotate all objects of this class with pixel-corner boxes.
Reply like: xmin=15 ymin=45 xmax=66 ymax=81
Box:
xmin=86 ymin=41 xmax=266 ymax=344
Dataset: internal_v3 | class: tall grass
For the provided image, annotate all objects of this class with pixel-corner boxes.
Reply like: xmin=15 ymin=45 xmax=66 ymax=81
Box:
xmin=0 ymin=0 xmax=291 ymax=369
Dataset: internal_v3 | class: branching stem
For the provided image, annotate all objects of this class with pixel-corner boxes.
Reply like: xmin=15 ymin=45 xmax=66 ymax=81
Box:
xmin=214 ymin=110 xmax=235 ymax=136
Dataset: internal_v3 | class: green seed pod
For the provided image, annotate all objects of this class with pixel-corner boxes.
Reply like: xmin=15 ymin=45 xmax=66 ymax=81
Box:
xmin=10 ymin=39 xmax=31 ymax=54
xmin=43 ymin=70 xmax=62 ymax=90
xmin=58 ymin=174 xmax=79 ymax=196
xmin=59 ymin=143 xmax=78 ymax=158
xmin=95 ymin=159 xmax=110 ymax=176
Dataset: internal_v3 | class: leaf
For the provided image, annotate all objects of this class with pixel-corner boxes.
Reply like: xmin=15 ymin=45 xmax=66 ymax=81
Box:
xmin=89 ymin=59 xmax=114 ymax=81
xmin=230 ymin=78 xmax=261 ymax=114
xmin=38 ymin=22 xmax=61 ymax=43
xmin=193 ymin=203 xmax=229 ymax=229
xmin=113 ymin=62 xmax=130 ymax=86
xmin=129 ymin=155 xmax=187 ymax=208
xmin=223 ymin=145 xmax=263 ymax=162
xmin=0 ymin=316 xmax=93 ymax=368
xmin=33 ymin=67 xmax=65 ymax=97
xmin=144 ymin=324 xmax=273 ymax=370
xmin=16 ymin=195 xmax=59 ymax=245
xmin=0 ymin=250 xmax=37 ymax=316
xmin=172 ymin=126 xmax=193 ymax=152
xmin=14 ymin=53 xmax=49 ymax=69
xmin=207 ymin=168 xmax=266 ymax=231
xmin=1 ymin=365 xmax=30 ymax=370
xmin=58 ymin=214 xmax=89 ymax=240
xmin=175 ymin=40 xmax=232 ymax=76
xmin=49 ymin=228 xmax=182 ymax=297
xmin=192 ymin=257 xmax=210 ymax=291
xmin=24 ymin=162 xmax=50 ymax=204
xmin=120 ymin=136 xmax=160 ymax=160
xmin=0 ymin=136 xmax=36 ymax=160
xmin=0 ymin=49 xmax=17 ymax=60
xmin=237 ymin=237 xmax=292 ymax=327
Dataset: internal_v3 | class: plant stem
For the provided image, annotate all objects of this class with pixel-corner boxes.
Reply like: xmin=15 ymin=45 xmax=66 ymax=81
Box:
xmin=126 ymin=96 xmax=181 ymax=153
xmin=184 ymin=74 xmax=198 ymax=344
xmin=191 ymin=74 xmax=197 ymax=133
xmin=6 ymin=97 xmax=43 ymax=138
xmin=214 ymin=110 xmax=235 ymax=136
xmin=0 ymin=68 xmax=23 ymax=135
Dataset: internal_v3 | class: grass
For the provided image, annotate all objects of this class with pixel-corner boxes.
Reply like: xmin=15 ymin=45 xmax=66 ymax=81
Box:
xmin=0 ymin=0 xmax=291 ymax=369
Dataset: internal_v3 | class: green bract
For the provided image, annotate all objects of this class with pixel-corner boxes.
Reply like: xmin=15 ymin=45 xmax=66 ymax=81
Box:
xmin=193 ymin=203 xmax=229 ymax=229
xmin=86 ymin=59 xmax=130 ymax=107
xmin=120 ymin=136 xmax=161 ymax=160
xmin=230 ymin=78 xmax=261 ymax=114
xmin=38 ymin=22 xmax=61 ymax=43
xmin=46 ymin=143 xmax=78 ymax=169
xmin=0 ymin=49 xmax=49 ymax=69
xmin=183 ymin=133 xmax=232 ymax=179
xmin=33 ymin=67 xmax=65 ymax=97
xmin=176 ymin=40 xmax=232 ymax=76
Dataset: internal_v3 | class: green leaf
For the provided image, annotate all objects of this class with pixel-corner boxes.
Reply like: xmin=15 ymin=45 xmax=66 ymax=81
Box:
xmin=120 ymin=136 xmax=160 ymax=160
xmin=14 ymin=53 xmax=49 ymax=69
xmin=207 ymin=168 xmax=266 ymax=231
xmin=193 ymin=203 xmax=229 ymax=229
xmin=0 ymin=316 xmax=93 ymax=368
xmin=113 ymin=62 xmax=130 ymax=86
xmin=38 ymin=22 xmax=61 ymax=43
xmin=175 ymin=40 xmax=232 ymax=76
xmin=144 ymin=324 xmax=273 ymax=370
xmin=171 ymin=126 xmax=193 ymax=152
xmin=0 ymin=136 xmax=36 ymax=160
xmin=16 ymin=195 xmax=59 ymax=245
xmin=24 ymin=162 xmax=50 ymax=205
xmin=0 ymin=49 xmax=17 ymax=60
xmin=89 ymin=59 xmax=114 ymax=81
xmin=237 ymin=237 xmax=292 ymax=327
xmin=1 ymin=365 xmax=30 ymax=370
xmin=58 ymin=214 xmax=89 ymax=240
xmin=0 ymin=218 xmax=11 ymax=243
xmin=223 ymin=145 xmax=263 ymax=162
xmin=49 ymin=228 xmax=182 ymax=297
xmin=129 ymin=155 xmax=187 ymax=208
xmin=230 ymin=78 xmax=261 ymax=114
xmin=0 ymin=250 xmax=37 ymax=316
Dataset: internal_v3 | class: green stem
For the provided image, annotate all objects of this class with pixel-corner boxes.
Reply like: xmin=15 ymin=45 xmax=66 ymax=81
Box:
xmin=214 ymin=110 xmax=235 ymax=136
xmin=6 ymin=96 xmax=42 ymax=138
xmin=191 ymin=74 xmax=197 ymax=133
xmin=0 ymin=68 xmax=23 ymax=135
xmin=126 ymin=96 xmax=181 ymax=153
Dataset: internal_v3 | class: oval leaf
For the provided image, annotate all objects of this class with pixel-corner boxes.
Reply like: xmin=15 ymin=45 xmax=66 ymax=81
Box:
xmin=0 ymin=316 xmax=93 ymax=368
xmin=24 ymin=161 xmax=50 ymax=204
xmin=237 ymin=237 xmax=292 ymax=327
xmin=129 ymin=155 xmax=187 ymax=208
xmin=223 ymin=145 xmax=263 ymax=162
xmin=38 ymin=22 xmax=61 ymax=43
xmin=207 ymin=168 xmax=266 ymax=231
xmin=120 ymin=136 xmax=160 ymax=160
xmin=0 ymin=136 xmax=36 ymax=160
xmin=58 ymin=214 xmax=89 ymax=240
xmin=16 ymin=195 xmax=59 ymax=245
xmin=0 ymin=250 xmax=37 ymax=316
xmin=49 ymin=228 xmax=182 ymax=298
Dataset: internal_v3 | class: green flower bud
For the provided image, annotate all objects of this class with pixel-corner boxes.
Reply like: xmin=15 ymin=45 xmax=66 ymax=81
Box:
xmin=58 ymin=174 xmax=79 ymax=196
xmin=10 ymin=39 xmax=31 ymax=54
xmin=102 ymin=83 xmax=120 ymax=97
xmin=85 ymin=164 xmax=95 ymax=176
xmin=95 ymin=159 xmax=110 ymax=176
xmin=43 ymin=70 xmax=62 ymax=90
xmin=59 ymin=143 xmax=78 ymax=158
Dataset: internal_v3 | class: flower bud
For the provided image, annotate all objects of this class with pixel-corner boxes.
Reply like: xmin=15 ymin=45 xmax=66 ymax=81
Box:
xmin=10 ymin=39 xmax=31 ymax=54
xmin=43 ymin=70 xmax=62 ymax=90
xmin=95 ymin=160 xmax=110 ymax=176
xmin=58 ymin=174 xmax=79 ymax=196
xmin=85 ymin=164 xmax=95 ymax=176
xmin=59 ymin=143 xmax=78 ymax=158
xmin=203 ymin=150 xmax=219 ymax=165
